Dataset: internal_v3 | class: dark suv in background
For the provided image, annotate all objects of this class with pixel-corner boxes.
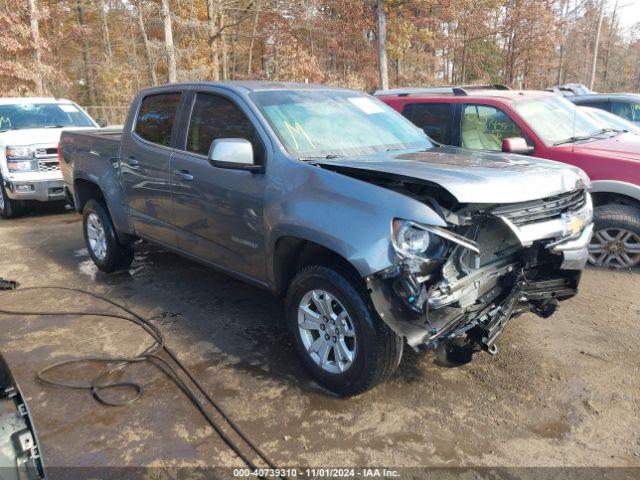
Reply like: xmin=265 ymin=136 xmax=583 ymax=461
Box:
xmin=568 ymin=94 xmax=640 ymax=126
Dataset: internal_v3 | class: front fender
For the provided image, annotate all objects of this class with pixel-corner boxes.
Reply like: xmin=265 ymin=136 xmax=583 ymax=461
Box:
xmin=590 ymin=179 xmax=640 ymax=204
xmin=265 ymin=159 xmax=445 ymax=280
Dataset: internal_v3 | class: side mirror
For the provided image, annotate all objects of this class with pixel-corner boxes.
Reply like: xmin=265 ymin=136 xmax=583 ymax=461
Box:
xmin=96 ymin=118 xmax=108 ymax=128
xmin=208 ymin=138 xmax=261 ymax=171
xmin=502 ymin=137 xmax=534 ymax=155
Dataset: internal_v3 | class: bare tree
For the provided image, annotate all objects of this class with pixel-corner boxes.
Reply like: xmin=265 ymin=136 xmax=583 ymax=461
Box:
xmin=590 ymin=0 xmax=605 ymax=90
xmin=206 ymin=0 xmax=221 ymax=81
xmin=137 ymin=0 xmax=157 ymax=86
xmin=27 ymin=0 xmax=44 ymax=94
xmin=376 ymin=0 xmax=389 ymax=90
xmin=76 ymin=0 xmax=97 ymax=106
xmin=161 ymin=0 xmax=177 ymax=82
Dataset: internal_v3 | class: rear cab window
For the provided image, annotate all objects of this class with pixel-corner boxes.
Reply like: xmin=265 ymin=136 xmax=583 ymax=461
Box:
xmin=186 ymin=92 xmax=264 ymax=163
xmin=460 ymin=104 xmax=522 ymax=151
xmin=402 ymin=103 xmax=453 ymax=144
xmin=134 ymin=93 xmax=182 ymax=147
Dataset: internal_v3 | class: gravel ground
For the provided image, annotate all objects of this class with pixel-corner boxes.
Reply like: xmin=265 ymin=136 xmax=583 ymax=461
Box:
xmin=0 ymin=206 xmax=638 ymax=479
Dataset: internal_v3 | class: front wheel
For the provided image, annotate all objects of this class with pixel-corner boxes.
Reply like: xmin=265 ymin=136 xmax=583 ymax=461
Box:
xmin=285 ymin=266 xmax=403 ymax=396
xmin=588 ymin=204 xmax=640 ymax=269
xmin=0 ymin=178 xmax=21 ymax=219
xmin=82 ymin=199 xmax=134 ymax=273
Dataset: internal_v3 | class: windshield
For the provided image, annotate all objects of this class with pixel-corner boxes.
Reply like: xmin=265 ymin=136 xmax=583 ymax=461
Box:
xmin=251 ymin=90 xmax=431 ymax=158
xmin=0 ymin=103 xmax=95 ymax=131
xmin=582 ymin=107 xmax=640 ymax=132
xmin=512 ymin=95 xmax=605 ymax=145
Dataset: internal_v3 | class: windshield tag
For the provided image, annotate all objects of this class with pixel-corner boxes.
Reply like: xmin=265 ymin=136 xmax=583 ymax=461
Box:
xmin=59 ymin=104 xmax=79 ymax=113
xmin=347 ymin=97 xmax=385 ymax=115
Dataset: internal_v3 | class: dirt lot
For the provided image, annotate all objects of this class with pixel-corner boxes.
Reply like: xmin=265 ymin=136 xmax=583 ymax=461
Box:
xmin=0 ymin=206 xmax=639 ymax=477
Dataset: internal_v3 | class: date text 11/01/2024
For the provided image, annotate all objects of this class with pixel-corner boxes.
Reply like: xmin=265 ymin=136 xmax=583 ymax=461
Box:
xmin=232 ymin=468 xmax=401 ymax=477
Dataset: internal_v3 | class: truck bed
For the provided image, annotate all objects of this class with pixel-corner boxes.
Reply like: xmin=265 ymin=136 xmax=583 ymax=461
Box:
xmin=60 ymin=127 xmax=123 ymax=200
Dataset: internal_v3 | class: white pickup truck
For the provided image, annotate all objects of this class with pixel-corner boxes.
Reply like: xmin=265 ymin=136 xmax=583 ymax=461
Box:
xmin=0 ymin=97 xmax=98 ymax=218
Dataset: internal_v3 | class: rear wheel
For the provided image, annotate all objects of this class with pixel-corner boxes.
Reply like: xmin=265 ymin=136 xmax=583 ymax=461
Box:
xmin=588 ymin=204 xmax=640 ymax=269
xmin=0 ymin=178 xmax=20 ymax=219
xmin=83 ymin=199 xmax=134 ymax=273
xmin=286 ymin=266 xmax=403 ymax=396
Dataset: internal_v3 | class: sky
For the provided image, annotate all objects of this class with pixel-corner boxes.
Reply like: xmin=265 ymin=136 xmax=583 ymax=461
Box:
xmin=616 ymin=0 xmax=640 ymax=37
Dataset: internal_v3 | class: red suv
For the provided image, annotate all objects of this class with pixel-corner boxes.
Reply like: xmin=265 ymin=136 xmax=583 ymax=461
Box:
xmin=378 ymin=85 xmax=640 ymax=268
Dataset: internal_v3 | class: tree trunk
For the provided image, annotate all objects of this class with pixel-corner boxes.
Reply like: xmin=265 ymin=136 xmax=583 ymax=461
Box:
xmin=161 ymin=0 xmax=177 ymax=83
xmin=602 ymin=0 xmax=618 ymax=90
xmin=27 ymin=0 xmax=44 ymax=95
xmin=247 ymin=10 xmax=259 ymax=76
xmin=206 ymin=0 xmax=220 ymax=81
xmin=556 ymin=0 xmax=569 ymax=85
xmin=376 ymin=0 xmax=389 ymax=90
xmin=100 ymin=0 xmax=112 ymax=61
xmin=589 ymin=0 xmax=605 ymax=90
xmin=137 ymin=0 xmax=157 ymax=86
xmin=220 ymin=12 xmax=229 ymax=80
xmin=76 ymin=0 xmax=97 ymax=106
xmin=461 ymin=28 xmax=468 ymax=83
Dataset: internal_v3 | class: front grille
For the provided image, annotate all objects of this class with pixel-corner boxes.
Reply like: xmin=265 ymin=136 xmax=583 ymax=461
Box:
xmin=34 ymin=147 xmax=58 ymax=157
xmin=38 ymin=160 xmax=60 ymax=173
xmin=493 ymin=189 xmax=586 ymax=226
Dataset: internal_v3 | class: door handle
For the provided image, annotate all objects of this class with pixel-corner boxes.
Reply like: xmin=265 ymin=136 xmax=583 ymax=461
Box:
xmin=126 ymin=156 xmax=139 ymax=168
xmin=174 ymin=169 xmax=194 ymax=181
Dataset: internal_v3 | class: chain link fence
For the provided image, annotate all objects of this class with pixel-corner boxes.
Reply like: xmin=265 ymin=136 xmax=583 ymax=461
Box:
xmin=81 ymin=106 xmax=129 ymax=126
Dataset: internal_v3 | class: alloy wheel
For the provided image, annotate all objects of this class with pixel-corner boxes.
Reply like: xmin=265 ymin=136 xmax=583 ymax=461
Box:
xmin=298 ymin=289 xmax=357 ymax=374
xmin=0 ymin=184 xmax=4 ymax=212
xmin=86 ymin=213 xmax=108 ymax=261
xmin=588 ymin=227 xmax=640 ymax=269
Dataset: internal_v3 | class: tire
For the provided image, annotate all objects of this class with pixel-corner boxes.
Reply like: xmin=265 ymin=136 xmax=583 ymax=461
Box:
xmin=0 ymin=178 xmax=21 ymax=219
xmin=285 ymin=265 xmax=403 ymax=396
xmin=588 ymin=204 xmax=640 ymax=269
xmin=82 ymin=199 xmax=134 ymax=273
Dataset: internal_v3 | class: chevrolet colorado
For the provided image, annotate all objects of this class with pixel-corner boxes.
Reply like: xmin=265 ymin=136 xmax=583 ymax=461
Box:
xmin=61 ymin=82 xmax=593 ymax=395
xmin=0 ymin=98 xmax=98 ymax=218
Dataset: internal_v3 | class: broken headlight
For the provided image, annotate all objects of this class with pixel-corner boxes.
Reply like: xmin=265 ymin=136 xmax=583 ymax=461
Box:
xmin=392 ymin=219 xmax=481 ymax=260
xmin=392 ymin=219 xmax=445 ymax=259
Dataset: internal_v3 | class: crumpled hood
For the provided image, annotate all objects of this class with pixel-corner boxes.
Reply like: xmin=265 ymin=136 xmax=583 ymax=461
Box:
xmin=316 ymin=146 xmax=588 ymax=204
xmin=0 ymin=126 xmax=96 ymax=147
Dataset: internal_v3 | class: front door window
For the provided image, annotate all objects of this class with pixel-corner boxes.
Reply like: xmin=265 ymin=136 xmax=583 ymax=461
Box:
xmin=460 ymin=104 xmax=522 ymax=151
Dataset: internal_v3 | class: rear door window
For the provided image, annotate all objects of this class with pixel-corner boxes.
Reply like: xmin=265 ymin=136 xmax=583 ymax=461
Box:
xmin=611 ymin=101 xmax=640 ymax=124
xmin=404 ymin=103 xmax=453 ymax=144
xmin=460 ymin=104 xmax=522 ymax=151
xmin=186 ymin=92 xmax=263 ymax=163
xmin=134 ymin=93 xmax=181 ymax=147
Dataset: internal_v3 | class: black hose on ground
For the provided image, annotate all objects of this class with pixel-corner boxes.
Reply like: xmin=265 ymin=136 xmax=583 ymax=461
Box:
xmin=0 ymin=285 xmax=286 ymax=479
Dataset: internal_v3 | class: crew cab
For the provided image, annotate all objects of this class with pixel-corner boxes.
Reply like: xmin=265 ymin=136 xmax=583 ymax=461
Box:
xmin=61 ymin=82 xmax=592 ymax=395
xmin=0 ymin=98 xmax=98 ymax=218
xmin=378 ymin=85 xmax=640 ymax=268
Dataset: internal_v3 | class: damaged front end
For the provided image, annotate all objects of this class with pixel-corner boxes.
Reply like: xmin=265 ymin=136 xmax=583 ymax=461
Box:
xmin=367 ymin=188 xmax=593 ymax=354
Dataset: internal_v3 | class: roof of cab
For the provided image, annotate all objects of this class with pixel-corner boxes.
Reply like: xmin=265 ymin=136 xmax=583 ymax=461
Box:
xmin=0 ymin=97 xmax=75 ymax=105
xmin=139 ymin=81 xmax=347 ymax=95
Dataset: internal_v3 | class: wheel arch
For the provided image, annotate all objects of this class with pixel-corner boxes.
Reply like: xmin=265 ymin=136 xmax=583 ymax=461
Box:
xmin=272 ymin=235 xmax=367 ymax=296
xmin=73 ymin=176 xmax=135 ymax=237
xmin=590 ymin=180 xmax=640 ymax=210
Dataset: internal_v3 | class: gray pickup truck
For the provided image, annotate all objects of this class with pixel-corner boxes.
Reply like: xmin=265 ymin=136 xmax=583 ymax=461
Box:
xmin=60 ymin=82 xmax=593 ymax=395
